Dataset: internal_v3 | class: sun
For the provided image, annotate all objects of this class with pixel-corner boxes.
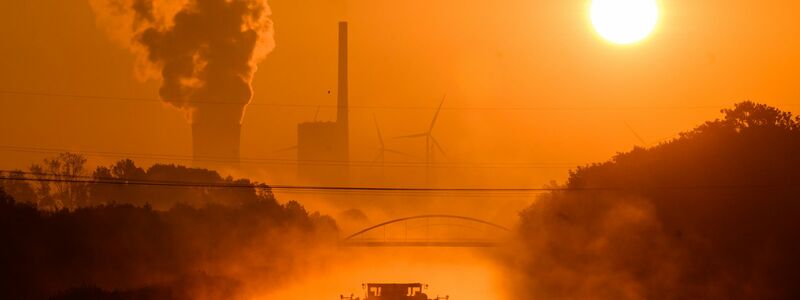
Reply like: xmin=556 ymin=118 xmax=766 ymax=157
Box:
xmin=590 ymin=0 xmax=659 ymax=45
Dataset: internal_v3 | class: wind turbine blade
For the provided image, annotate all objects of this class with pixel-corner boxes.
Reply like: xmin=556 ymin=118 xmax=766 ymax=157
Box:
xmin=372 ymin=151 xmax=384 ymax=163
xmin=273 ymin=145 xmax=298 ymax=154
xmin=373 ymin=114 xmax=384 ymax=147
xmin=624 ymin=122 xmax=649 ymax=147
xmin=384 ymin=149 xmax=414 ymax=157
xmin=431 ymin=137 xmax=446 ymax=158
xmin=428 ymin=95 xmax=446 ymax=132
xmin=395 ymin=133 xmax=428 ymax=139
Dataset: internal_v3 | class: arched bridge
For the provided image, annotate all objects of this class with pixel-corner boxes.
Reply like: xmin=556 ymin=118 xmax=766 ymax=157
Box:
xmin=341 ymin=215 xmax=511 ymax=247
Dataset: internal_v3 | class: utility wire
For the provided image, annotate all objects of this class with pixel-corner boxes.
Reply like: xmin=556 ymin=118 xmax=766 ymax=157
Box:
xmin=0 ymin=90 xmax=745 ymax=111
xmin=0 ymin=170 xmax=556 ymax=192
xmin=0 ymin=145 xmax=579 ymax=169
xmin=1 ymin=170 xmax=795 ymax=193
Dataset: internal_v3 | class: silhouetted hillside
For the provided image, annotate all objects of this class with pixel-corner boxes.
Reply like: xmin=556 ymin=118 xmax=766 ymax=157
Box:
xmin=511 ymin=102 xmax=800 ymax=300
xmin=0 ymin=186 xmax=337 ymax=299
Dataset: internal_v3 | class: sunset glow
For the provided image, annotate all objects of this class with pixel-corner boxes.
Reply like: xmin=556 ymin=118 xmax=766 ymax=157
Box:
xmin=3 ymin=1 xmax=800 ymax=299
xmin=591 ymin=0 xmax=659 ymax=44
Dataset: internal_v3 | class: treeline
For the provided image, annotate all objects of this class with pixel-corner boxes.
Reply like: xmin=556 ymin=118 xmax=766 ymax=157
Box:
xmin=1 ymin=157 xmax=271 ymax=210
xmin=0 ymin=188 xmax=337 ymax=299
xmin=511 ymin=101 xmax=800 ymax=299
xmin=0 ymin=160 xmax=338 ymax=299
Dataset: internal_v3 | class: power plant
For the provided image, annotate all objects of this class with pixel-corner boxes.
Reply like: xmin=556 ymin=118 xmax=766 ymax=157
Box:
xmin=192 ymin=104 xmax=244 ymax=165
xmin=296 ymin=21 xmax=350 ymax=185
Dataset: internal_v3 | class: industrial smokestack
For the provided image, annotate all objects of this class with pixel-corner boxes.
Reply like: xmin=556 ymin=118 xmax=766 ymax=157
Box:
xmin=89 ymin=0 xmax=276 ymax=166
xmin=296 ymin=21 xmax=350 ymax=185
xmin=192 ymin=105 xmax=242 ymax=162
xmin=337 ymin=21 xmax=349 ymax=160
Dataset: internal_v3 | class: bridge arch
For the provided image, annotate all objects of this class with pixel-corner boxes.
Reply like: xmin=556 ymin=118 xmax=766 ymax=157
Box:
xmin=341 ymin=214 xmax=510 ymax=247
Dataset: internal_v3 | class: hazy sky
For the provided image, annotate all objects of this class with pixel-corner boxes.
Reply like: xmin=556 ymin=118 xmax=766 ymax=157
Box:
xmin=1 ymin=0 xmax=799 ymax=190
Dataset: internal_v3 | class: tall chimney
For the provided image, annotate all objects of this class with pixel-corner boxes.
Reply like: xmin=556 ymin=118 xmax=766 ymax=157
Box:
xmin=337 ymin=21 xmax=349 ymax=159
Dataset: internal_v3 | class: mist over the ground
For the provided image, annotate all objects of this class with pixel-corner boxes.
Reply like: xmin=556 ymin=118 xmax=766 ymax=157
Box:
xmin=0 ymin=167 xmax=338 ymax=299
xmin=505 ymin=102 xmax=800 ymax=299
xmin=5 ymin=102 xmax=800 ymax=300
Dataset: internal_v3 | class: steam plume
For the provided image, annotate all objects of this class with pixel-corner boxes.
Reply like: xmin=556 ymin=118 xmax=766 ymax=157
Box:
xmin=90 ymin=0 xmax=276 ymax=162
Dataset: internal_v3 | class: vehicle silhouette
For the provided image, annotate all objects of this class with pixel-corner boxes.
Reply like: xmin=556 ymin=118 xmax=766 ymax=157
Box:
xmin=341 ymin=283 xmax=449 ymax=300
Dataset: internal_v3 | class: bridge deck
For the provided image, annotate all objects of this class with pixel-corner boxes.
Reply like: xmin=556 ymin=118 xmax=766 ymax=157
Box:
xmin=340 ymin=241 xmax=503 ymax=247
xmin=341 ymin=215 xmax=510 ymax=248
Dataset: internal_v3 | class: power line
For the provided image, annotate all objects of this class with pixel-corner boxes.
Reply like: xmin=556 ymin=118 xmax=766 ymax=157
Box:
xmin=0 ymin=174 xmax=537 ymax=193
xmin=1 ymin=170 xmax=796 ymax=193
xmin=0 ymin=176 xmax=547 ymax=193
xmin=0 ymin=145 xmax=579 ymax=169
xmin=0 ymin=89 xmax=752 ymax=111
xmin=0 ymin=170 xmax=554 ymax=192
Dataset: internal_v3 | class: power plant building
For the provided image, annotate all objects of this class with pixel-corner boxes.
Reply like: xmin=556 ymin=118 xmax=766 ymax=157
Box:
xmin=297 ymin=22 xmax=350 ymax=185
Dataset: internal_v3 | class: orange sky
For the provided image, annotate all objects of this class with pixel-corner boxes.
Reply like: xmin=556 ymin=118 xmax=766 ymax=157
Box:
xmin=1 ymin=0 xmax=799 ymax=193
xmin=5 ymin=3 xmax=800 ymax=299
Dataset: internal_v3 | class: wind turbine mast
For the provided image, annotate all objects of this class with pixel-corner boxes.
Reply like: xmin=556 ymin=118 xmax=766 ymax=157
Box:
xmin=395 ymin=95 xmax=447 ymax=183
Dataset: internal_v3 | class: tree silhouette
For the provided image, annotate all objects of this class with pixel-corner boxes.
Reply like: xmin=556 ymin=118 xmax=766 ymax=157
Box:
xmin=4 ymin=154 xmax=290 ymax=211
xmin=26 ymin=153 xmax=89 ymax=209
xmin=91 ymin=159 xmax=147 ymax=206
xmin=0 ymin=185 xmax=337 ymax=299
xmin=0 ymin=170 xmax=36 ymax=204
xmin=514 ymin=101 xmax=800 ymax=300
xmin=90 ymin=161 xmax=276 ymax=209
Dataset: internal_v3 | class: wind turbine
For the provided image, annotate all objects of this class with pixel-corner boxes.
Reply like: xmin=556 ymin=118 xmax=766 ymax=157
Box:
xmin=395 ymin=95 xmax=447 ymax=172
xmin=373 ymin=114 xmax=411 ymax=164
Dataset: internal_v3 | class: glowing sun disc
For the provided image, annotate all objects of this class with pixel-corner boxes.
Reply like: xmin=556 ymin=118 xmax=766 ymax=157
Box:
xmin=590 ymin=0 xmax=659 ymax=44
